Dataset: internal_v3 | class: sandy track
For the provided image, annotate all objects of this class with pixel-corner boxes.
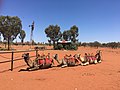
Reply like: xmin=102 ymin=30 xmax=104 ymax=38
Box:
xmin=0 ymin=47 xmax=120 ymax=90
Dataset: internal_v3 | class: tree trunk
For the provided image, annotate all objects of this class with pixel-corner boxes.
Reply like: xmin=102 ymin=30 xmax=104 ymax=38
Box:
xmin=21 ymin=39 xmax=23 ymax=46
xmin=53 ymin=41 xmax=55 ymax=49
xmin=8 ymin=37 xmax=10 ymax=50
xmin=5 ymin=42 xmax=6 ymax=48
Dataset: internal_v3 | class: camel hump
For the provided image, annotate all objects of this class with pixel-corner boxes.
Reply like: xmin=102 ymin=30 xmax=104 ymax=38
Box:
xmin=45 ymin=58 xmax=52 ymax=64
xmin=91 ymin=56 xmax=97 ymax=60
xmin=86 ymin=56 xmax=97 ymax=61
xmin=38 ymin=58 xmax=52 ymax=65
xmin=38 ymin=59 xmax=44 ymax=64
xmin=69 ymin=57 xmax=75 ymax=62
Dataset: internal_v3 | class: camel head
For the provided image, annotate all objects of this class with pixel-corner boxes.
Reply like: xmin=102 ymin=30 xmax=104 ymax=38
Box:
xmin=22 ymin=53 xmax=30 ymax=63
xmin=53 ymin=54 xmax=58 ymax=61
xmin=95 ymin=50 xmax=101 ymax=57
xmin=95 ymin=50 xmax=102 ymax=60
xmin=96 ymin=50 xmax=101 ymax=54
xmin=76 ymin=54 xmax=81 ymax=60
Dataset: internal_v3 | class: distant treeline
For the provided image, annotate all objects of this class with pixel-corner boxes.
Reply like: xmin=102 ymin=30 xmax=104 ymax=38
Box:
xmin=0 ymin=41 xmax=120 ymax=49
xmin=0 ymin=41 xmax=45 ymax=46
xmin=79 ymin=41 xmax=120 ymax=49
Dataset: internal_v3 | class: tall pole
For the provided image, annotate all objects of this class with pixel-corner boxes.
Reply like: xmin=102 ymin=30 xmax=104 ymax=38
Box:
xmin=0 ymin=32 xmax=1 ymax=42
xmin=30 ymin=29 xmax=33 ymax=45
xmin=29 ymin=21 xmax=34 ymax=48
xmin=11 ymin=51 xmax=14 ymax=71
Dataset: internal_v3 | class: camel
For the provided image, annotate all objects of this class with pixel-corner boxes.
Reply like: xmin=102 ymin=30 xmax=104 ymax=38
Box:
xmin=87 ymin=50 xmax=102 ymax=64
xmin=77 ymin=54 xmax=90 ymax=66
xmin=53 ymin=54 xmax=80 ymax=68
xmin=77 ymin=50 xmax=102 ymax=66
xmin=21 ymin=53 xmax=54 ymax=71
xmin=95 ymin=50 xmax=102 ymax=63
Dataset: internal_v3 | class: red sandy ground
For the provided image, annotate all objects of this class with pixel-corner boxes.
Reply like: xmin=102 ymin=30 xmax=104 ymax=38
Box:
xmin=0 ymin=46 xmax=120 ymax=90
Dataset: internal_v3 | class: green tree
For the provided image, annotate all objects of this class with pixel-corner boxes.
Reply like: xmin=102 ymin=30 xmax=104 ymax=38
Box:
xmin=93 ymin=41 xmax=101 ymax=48
xmin=81 ymin=42 xmax=87 ymax=47
xmin=70 ymin=25 xmax=79 ymax=43
xmin=107 ymin=42 xmax=118 ymax=49
xmin=45 ymin=25 xmax=62 ymax=49
xmin=63 ymin=30 xmax=71 ymax=41
xmin=0 ymin=16 xmax=22 ymax=50
xmin=19 ymin=30 xmax=26 ymax=45
xmin=48 ymin=39 xmax=52 ymax=46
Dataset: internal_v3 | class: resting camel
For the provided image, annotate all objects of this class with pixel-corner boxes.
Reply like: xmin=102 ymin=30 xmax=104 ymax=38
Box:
xmin=95 ymin=50 xmax=102 ymax=63
xmin=77 ymin=50 xmax=102 ymax=66
xmin=77 ymin=53 xmax=90 ymax=66
xmin=21 ymin=53 xmax=54 ymax=71
xmin=53 ymin=54 xmax=80 ymax=68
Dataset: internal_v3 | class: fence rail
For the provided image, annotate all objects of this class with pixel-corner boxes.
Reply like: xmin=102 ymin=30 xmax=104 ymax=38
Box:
xmin=0 ymin=49 xmax=36 ymax=54
xmin=0 ymin=49 xmax=38 ymax=71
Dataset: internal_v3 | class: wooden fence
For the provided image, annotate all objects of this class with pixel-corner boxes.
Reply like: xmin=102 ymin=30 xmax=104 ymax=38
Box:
xmin=0 ymin=49 xmax=38 ymax=71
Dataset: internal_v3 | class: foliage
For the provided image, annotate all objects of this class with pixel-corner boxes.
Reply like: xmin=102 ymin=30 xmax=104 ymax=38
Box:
xmin=62 ymin=25 xmax=79 ymax=43
xmin=45 ymin=25 xmax=79 ymax=50
xmin=19 ymin=30 xmax=26 ymax=44
xmin=54 ymin=43 xmax=78 ymax=50
xmin=48 ymin=39 xmax=52 ymax=46
xmin=105 ymin=42 xmax=119 ymax=49
xmin=81 ymin=42 xmax=87 ymax=47
xmin=57 ymin=44 xmax=63 ymax=50
xmin=70 ymin=43 xmax=78 ymax=50
xmin=0 ymin=47 xmax=8 ymax=51
xmin=0 ymin=16 xmax=22 ymax=50
xmin=81 ymin=41 xmax=120 ymax=49
xmin=70 ymin=25 xmax=79 ymax=43
xmin=88 ymin=41 xmax=101 ymax=48
xmin=45 ymin=25 xmax=62 ymax=49
xmin=63 ymin=30 xmax=71 ymax=41
xmin=32 ymin=40 xmax=37 ymax=45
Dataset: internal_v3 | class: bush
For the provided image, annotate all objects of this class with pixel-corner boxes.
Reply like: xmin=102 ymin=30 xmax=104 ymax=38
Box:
xmin=0 ymin=48 xmax=9 ymax=51
xmin=54 ymin=44 xmax=58 ymax=50
xmin=64 ymin=45 xmax=70 ymax=50
xmin=54 ymin=43 xmax=78 ymax=50
xmin=57 ymin=44 xmax=63 ymax=50
xmin=70 ymin=43 xmax=78 ymax=50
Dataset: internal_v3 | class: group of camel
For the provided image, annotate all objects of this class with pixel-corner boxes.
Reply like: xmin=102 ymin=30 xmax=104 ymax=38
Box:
xmin=21 ymin=50 xmax=102 ymax=71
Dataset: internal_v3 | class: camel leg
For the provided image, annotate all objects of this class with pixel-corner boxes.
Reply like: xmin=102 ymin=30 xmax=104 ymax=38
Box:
xmin=40 ymin=64 xmax=52 ymax=69
xmin=28 ymin=60 xmax=40 ymax=71
xmin=29 ymin=67 xmax=39 ymax=71
xmin=81 ymin=62 xmax=89 ymax=66
xmin=81 ymin=62 xmax=84 ymax=66
xmin=97 ymin=59 xmax=102 ymax=63
xmin=61 ymin=59 xmax=68 ymax=68
xmin=98 ymin=60 xmax=102 ymax=63
xmin=85 ymin=62 xmax=89 ymax=65
xmin=81 ymin=62 xmax=87 ymax=66
xmin=90 ymin=60 xmax=95 ymax=64
xmin=94 ymin=60 xmax=98 ymax=64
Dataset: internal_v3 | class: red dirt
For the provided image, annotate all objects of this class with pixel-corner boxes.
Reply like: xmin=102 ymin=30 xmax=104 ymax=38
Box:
xmin=0 ymin=46 xmax=120 ymax=90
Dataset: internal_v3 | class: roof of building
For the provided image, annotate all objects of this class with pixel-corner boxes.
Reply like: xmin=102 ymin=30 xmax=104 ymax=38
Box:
xmin=58 ymin=40 xmax=71 ymax=44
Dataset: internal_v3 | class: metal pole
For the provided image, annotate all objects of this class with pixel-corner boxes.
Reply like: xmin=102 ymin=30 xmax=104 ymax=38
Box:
xmin=30 ymin=30 xmax=32 ymax=49
xmin=29 ymin=21 xmax=34 ymax=49
xmin=11 ymin=51 xmax=14 ymax=71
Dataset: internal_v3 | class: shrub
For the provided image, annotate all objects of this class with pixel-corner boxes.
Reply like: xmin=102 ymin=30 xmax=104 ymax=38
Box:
xmin=64 ymin=45 xmax=70 ymax=50
xmin=70 ymin=43 xmax=78 ymax=50
xmin=54 ymin=44 xmax=58 ymax=50
xmin=54 ymin=43 xmax=78 ymax=50
xmin=57 ymin=44 xmax=63 ymax=50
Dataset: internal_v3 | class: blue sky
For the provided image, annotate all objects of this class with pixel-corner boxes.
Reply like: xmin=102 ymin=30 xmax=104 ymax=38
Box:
xmin=0 ymin=0 xmax=120 ymax=43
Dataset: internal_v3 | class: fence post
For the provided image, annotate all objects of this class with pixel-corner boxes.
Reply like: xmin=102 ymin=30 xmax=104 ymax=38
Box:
xmin=11 ymin=51 xmax=14 ymax=71
xmin=36 ymin=49 xmax=38 ymax=57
